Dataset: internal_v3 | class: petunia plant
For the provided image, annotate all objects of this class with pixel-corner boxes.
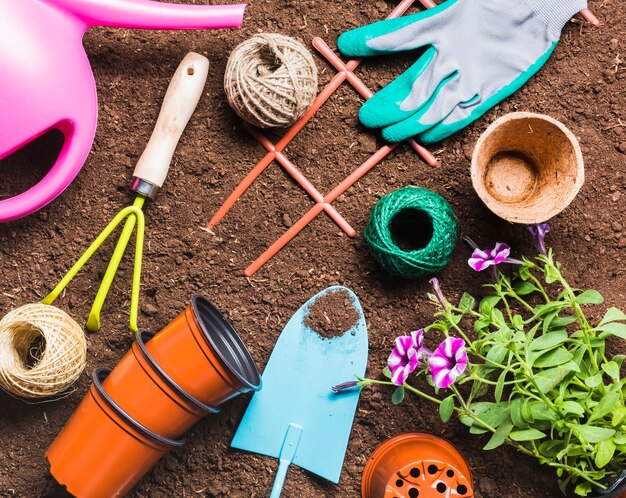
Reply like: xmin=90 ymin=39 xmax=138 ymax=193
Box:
xmin=335 ymin=224 xmax=626 ymax=496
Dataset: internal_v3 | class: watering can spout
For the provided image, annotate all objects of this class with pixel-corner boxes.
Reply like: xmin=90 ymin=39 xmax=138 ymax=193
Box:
xmin=44 ymin=0 xmax=246 ymax=30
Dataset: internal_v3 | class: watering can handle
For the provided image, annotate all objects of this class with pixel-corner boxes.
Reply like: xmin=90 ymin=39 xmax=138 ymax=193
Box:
xmin=269 ymin=423 xmax=303 ymax=498
xmin=132 ymin=52 xmax=209 ymax=199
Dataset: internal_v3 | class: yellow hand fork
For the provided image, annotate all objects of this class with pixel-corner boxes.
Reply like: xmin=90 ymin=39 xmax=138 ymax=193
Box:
xmin=43 ymin=52 xmax=209 ymax=333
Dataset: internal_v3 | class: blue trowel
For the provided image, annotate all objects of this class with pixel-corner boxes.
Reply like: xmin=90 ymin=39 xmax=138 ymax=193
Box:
xmin=231 ymin=286 xmax=368 ymax=497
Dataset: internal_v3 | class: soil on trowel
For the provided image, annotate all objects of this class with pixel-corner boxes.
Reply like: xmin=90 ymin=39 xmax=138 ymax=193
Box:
xmin=0 ymin=1 xmax=624 ymax=497
xmin=304 ymin=289 xmax=360 ymax=338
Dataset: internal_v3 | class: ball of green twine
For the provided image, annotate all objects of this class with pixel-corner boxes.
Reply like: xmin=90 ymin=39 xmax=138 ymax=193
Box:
xmin=364 ymin=186 xmax=457 ymax=278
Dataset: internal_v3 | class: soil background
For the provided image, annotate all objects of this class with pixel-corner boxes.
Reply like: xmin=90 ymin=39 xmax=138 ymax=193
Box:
xmin=1 ymin=0 xmax=625 ymax=497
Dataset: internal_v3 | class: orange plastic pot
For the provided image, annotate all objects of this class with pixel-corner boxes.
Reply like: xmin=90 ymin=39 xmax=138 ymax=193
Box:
xmin=46 ymin=369 xmax=184 ymax=498
xmin=146 ymin=295 xmax=261 ymax=406
xmin=103 ymin=330 xmax=218 ymax=439
xmin=362 ymin=433 xmax=474 ymax=498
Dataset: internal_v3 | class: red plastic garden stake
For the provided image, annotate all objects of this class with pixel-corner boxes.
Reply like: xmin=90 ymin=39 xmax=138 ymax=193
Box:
xmin=208 ymin=0 xmax=437 ymax=276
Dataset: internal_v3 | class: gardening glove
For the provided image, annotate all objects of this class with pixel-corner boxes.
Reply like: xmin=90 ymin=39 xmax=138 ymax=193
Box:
xmin=338 ymin=0 xmax=587 ymax=144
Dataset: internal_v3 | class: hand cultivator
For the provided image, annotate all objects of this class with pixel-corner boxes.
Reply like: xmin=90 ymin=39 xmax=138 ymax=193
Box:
xmin=43 ymin=53 xmax=209 ymax=333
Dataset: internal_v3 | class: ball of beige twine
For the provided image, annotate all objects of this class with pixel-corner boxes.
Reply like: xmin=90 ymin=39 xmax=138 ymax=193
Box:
xmin=224 ymin=33 xmax=318 ymax=128
xmin=0 ymin=303 xmax=87 ymax=399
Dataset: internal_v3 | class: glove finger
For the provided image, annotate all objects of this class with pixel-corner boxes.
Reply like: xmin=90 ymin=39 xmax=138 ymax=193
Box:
xmin=338 ymin=0 xmax=457 ymax=57
xmin=419 ymin=95 xmax=483 ymax=144
xmin=380 ymin=73 xmax=463 ymax=143
xmin=359 ymin=48 xmax=456 ymax=129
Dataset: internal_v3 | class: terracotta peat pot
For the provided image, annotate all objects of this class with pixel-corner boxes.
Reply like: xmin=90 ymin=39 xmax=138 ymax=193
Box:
xmin=471 ymin=112 xmax=584 ymax=224
xmin=362 ymin=433 xmax=474 ymax=498
xmin=46 ymin=369 xmax=184 ymax=498
xmin=103 ymin=330 xmax=218 ymax=439
xmin=146 ymin=295 xmax=261 ymax=406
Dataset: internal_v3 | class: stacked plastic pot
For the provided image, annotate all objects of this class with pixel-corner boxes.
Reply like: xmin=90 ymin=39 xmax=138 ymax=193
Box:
xmin=46 ymin=295 xmax=261 ymax=498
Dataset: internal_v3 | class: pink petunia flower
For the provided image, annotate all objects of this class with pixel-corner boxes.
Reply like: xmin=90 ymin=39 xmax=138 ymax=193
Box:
xmin=388 ymin=329 xmax=425 ymax=386
xmin=468 ymin=242 xmax=511 ymax=272
xmin=428 ymin=337 xmax=468 ymax=389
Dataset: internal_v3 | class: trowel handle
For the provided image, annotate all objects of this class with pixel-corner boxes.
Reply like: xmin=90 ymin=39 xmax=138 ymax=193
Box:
xmin=269 ymin=423 xmax=303 ymax=498
xmin=132 ymin=52 xmax=209 ymax=199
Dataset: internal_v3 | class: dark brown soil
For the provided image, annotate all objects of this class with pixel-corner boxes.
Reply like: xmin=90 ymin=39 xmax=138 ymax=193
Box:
xmin=304 ymin=289 xmax=360 ymax=338
xmin=0 ymin=1 xmax=625 ymax=497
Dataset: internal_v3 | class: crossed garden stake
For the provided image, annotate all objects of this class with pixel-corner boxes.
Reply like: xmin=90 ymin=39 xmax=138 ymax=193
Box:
xmin=208 ymin=0 xmax=600 ymax=277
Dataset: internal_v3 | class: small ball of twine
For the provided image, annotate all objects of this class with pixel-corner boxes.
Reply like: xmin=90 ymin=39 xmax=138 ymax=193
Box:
xmin=364 ymin=187 xmax=457 ymax=278
xmin=224 ymin=33 xmax=318 ymax=128
xmin=0 ymin=303 xmax=87 ymax=399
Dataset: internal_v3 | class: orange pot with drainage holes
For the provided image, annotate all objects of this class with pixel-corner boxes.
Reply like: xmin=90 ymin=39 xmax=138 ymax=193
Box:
xmin=103 ymin=330 xmax=219 ymax=439
xmin=146 ymin=295 xmax=261 ymax=406
xmin=46 ymin=369 xmax=184 ymax=498
xmin=362 ymin=433 xmax=474 ymax=498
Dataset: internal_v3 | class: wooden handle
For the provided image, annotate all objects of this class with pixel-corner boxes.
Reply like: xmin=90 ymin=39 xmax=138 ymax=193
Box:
xmin=133 ymin=52 xmax=209 ymax=189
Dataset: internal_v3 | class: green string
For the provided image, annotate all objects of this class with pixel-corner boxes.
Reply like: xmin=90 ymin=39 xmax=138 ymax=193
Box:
xmin=364 ymin=186 xmax=457 ymax=278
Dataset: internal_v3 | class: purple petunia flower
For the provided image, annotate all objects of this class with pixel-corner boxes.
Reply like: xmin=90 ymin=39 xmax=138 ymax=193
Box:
xmin=388 ymin=329 xmax=425 ymax=386
xmin=428 ymin=337 xmax=468 ymax=389
xmin=528 ymin=223 xmax=551 ymax=256
xmin=429 ymin=277 xmax=448 ymax=310
xmin=331 ymin=381 xmax=359 ymax=394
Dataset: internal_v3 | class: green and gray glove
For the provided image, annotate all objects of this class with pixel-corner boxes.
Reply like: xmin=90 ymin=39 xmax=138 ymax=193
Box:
xmin=338 ymin=0 xmax=587 ymax=143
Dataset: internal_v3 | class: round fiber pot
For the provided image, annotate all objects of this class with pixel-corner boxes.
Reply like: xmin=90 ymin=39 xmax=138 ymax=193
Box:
xmin=362 ymin=433 xmax=474 ymax=498
xmin=103 ymin=330 xmax=218 ymax=439
xmin=46 ymin=369 xmax=184 ymax=498
xmin=471 ymin=112 xmax=584 ymax=224
xmin=146 ymin=295 xmax=261 ymax=406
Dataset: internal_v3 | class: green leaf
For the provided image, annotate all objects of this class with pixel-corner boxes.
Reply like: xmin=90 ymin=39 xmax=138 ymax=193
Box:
xmin=574 ymin=482 xmax=593 ymax=496
xmin=600 ymin=307 xmax=626 ymax=326
xmin=534 ymin=364 xmax=576 ymax=393
xmin=470 ymin=379 xmax=489 ymax=400
xmin=532 ymin=348 xmax=573 ymax=368
xmin=480 ymin=295 xmax=501 ymax=315
xmin=521 ymin=400 xmax=535 ymax=424
xmin=492 ymin=308 xmax=505 ymax=326
xmin=595 ymin=439 xmax=616 ymax=468
xmin=483 ymin=419 xmax=514 ymax=450
xmin=468 ymin=402 xmax=511 ymax=428
xmin=598 ymin=321 xmax=626 ymax=340
xmin=511 ymin=398 xmax=527 ymax=428
xmin=439 ymin=395 xmax=455 ymax=423
xmin=495 ymin=371 xmax=507 ymax=403
xmin=382 ymin=366 xmax=392 ymax=379
xmin=538 ymin=440 xmax=564 ymax=457
xmin=530 ymin=402 xmax=559 ymax=422
xmin=602 ymin=361 xmax=620 ymax=381
xmin=560 ymin=401 xmax=585 ymax=416
xmin=585 ymin=372 xmax=603 ymax=388
xmin=514 ymin=281 xmax=538 ymax=296
xmin=544 ymin=264 xmax=560 ymax=284
xmin=486 ymin=344 xmax=508 ymax=368
xmin=612 ymin=408 xmax=626 ymax=428
xmin=392 ymin=386 xmax=405 ymax=405
xmin=588 ymin=392 xmax=619 ymax=423
xmin=459 ymin=293 xmax=476 ymax=312
xmin=529 ymin=331 xmax=568 ymax=352
xmin=575 ymin=289 xmax=604 ymax=305
xmin=550 ymin=315 xmax=577 ymax=328
xmin=573 ymin=424 xmax=615 ymax=443
xmin=613 ymin=431 xmax=626 ymax=444
xmin=509 ymin=428 xmax=546 ymax=441
xmin=512 ymin=314 xmax=524 ymax=330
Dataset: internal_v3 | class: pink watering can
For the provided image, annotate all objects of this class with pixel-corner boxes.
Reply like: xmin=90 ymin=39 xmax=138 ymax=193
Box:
xmin=0 ymin=0 xmax=245 ymax=223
